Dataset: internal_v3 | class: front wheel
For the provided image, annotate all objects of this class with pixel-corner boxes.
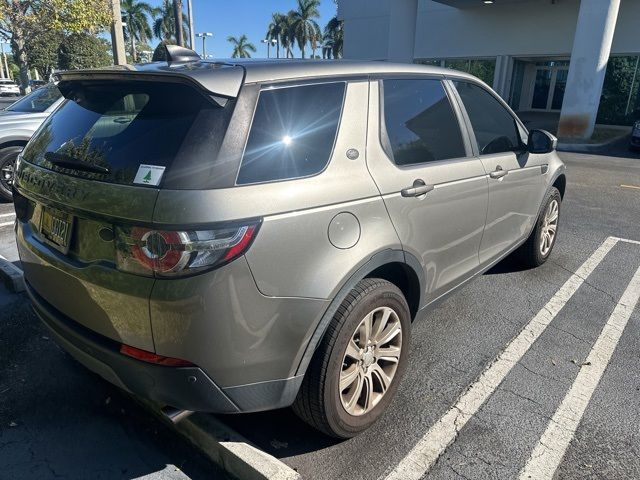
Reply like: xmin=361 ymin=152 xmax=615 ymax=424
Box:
xmin=515 ymin=186 xmax=561 ymax=267
xmin=293 ymin=278 xmax=411 ymax=438
xmin=0 ymin=145 xmax=22 ymax=201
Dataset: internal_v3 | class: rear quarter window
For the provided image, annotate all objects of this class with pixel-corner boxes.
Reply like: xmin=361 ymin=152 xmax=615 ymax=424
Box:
xmin=236 ymin=82 xmax=345 ymax=185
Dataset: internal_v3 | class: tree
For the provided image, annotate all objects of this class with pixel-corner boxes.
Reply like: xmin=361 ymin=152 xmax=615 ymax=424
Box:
xmin=152 ymin=0 xmax=188 ymax=43
xmin=266 ymin=12 xmax=287 ymax=59
xmin=25 ymin=28 xmax=64 ymax=78
xmin=322 ymin=16 xmax=343 ymax=59
xmin=58 ymin=32 xmax=111 ymax=70
xmin=121 ymin=0 xmax=154 ymax=63
xmin=227 ymin=34 xmax=256 ymax=59
xmin=289 ymin=0 xmax=321 ymax=59
xmin=0 ymin=0 xmax=111 ymax=93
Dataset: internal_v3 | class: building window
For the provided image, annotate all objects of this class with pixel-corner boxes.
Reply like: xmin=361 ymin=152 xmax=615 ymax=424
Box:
xmin=597 ymin=55 xmax=640 ymax=126
xmin=415 ymin=58 xmax=496 ymax=86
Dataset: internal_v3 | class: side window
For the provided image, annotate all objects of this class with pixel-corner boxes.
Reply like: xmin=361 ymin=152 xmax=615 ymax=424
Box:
xmin=382 ymin=78 xmax=466 ymax=166
xmin=454 ymin=81 xmax=523 ymax=155
xmin=237 ymin=82 xmax=345 ymax=185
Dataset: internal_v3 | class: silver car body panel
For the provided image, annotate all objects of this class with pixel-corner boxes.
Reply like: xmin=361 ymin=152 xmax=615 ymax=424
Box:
xmin=16 ymin=60 xmax=567 ymax=413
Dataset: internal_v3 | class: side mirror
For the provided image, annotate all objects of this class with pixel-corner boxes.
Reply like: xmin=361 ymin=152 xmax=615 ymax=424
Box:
xmin=528 ymin=129 xmax=557 ymax=154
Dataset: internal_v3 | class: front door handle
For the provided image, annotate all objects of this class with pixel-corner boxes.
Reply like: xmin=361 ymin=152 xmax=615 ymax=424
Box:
xmin=401 ymin=179 xmax=435 ymax=197
xmin=489 ymin=165 xmax=508 ymax=179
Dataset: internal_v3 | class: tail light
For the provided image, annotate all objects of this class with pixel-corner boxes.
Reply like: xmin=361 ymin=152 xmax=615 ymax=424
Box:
xmin=120 ymin=344 xmax=194 ymax=366
xmin=115 ymin=221 xmax=260 ymax=277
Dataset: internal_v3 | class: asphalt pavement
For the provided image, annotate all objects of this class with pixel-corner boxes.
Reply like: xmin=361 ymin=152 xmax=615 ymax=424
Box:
xmin=0 ymin=141 xmax=638 ymax=480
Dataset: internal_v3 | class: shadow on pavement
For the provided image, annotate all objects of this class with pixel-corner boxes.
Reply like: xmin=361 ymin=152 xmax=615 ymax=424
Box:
xmin=0 ymin=290 xmax=225 ymax=480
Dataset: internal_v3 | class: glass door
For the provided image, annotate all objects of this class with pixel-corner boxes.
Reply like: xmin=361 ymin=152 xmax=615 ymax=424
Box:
xmin=532 ymin=68 xmax=552 ymax=109
xmin=530 ymin=63 xmax=569 ymax=111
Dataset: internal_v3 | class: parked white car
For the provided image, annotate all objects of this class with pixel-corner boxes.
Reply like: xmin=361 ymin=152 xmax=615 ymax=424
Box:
xmin=0 ymin=79 xmax=20 ymax=97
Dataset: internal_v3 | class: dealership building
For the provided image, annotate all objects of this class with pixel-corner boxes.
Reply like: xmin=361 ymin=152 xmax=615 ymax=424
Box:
xmin=337 ymin=0 xmax=639 ymax=139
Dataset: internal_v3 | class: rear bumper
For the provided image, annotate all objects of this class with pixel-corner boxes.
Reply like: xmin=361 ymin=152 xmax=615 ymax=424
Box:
xmin=26 ymin=279 xmax=241 ymax=413
xmin=27 ymin=280 xmax=304 ymax=413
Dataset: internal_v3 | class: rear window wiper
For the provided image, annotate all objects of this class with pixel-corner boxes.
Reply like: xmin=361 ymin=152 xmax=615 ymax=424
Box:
xmin=44 ymin=152 xmax=111 ymax=175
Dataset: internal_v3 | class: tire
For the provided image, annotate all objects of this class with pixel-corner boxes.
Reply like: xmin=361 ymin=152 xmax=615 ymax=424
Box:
xmin=0 ymin=145 xmax=22 ymax=201
xmin=293 ymin=278 xmax=411 ymax=438
xmin=515 ymin=186 xmax=561 ymax=268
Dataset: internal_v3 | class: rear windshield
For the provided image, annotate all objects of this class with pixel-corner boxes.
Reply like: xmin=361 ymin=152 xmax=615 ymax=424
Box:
xmin=7 ymin=83 xmax=61 ymax=113
xmin=22 ymin=80 xmax=234 ymax=187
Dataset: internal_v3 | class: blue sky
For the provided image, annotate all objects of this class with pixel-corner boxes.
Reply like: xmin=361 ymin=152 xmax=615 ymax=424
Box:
xmin=143 ymin=0 xmax=338 ymax=58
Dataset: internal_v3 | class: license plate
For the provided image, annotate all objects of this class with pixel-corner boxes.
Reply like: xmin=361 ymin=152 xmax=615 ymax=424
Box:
xmin=40 ymin=207 xmax=74 ymax=252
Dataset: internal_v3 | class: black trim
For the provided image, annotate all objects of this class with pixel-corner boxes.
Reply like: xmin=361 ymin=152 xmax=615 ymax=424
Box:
xmin=295 ymin=249 xmax=425 ymax=377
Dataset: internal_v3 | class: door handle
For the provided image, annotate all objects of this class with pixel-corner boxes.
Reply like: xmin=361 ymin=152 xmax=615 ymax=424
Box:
xmin=489 ymin=165 xmax=508 ymax=179
xmin=401 ymin=179 xmax=435 ymax=197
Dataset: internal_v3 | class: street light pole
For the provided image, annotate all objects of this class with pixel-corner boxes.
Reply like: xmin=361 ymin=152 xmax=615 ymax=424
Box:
xmin=110 ymin=0 xmax=127 ymax=65
xmin=261 ymin=39 xmax=277 ymax=59
xmin=196 ymin=32 xmax=213 ymax=58
xmin=187 ymin=0 xmax=195 ymax=50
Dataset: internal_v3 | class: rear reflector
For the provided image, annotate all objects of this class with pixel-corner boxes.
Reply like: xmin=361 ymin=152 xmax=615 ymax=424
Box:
xmin=120 ymin=344 xmax=194 ymax=367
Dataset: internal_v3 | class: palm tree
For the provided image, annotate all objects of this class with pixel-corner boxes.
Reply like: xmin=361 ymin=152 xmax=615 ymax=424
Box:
xmin=152 ymin=0 xmax=190 ymax=45
xmin=290 ymin=0 xmax=322 ymax=59
xmin=266 ymin=12 xmax=287 ymax=59
xmin=227 ymin=35 xmax=256 ymax=58
xmin=121 ymin=0 xmax=154 ymax=62
xmin=323 ymin=16 xmax=343 ymax=59
xmin=282 ymin=11 xmax=297 ymax=58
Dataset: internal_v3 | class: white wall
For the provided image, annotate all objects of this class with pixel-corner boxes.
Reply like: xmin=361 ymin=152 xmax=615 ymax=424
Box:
xmin=414 ymin=0 xmax=640 ymax=60
xmin=339 ymin=0 xmax=418 ymax=62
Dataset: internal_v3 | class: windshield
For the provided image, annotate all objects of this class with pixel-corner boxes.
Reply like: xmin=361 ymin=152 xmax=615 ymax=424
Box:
xmin=22 ymin=80 xmax=234 ymax=187
xmin=8 ymin=84 xmax=62 ymax=113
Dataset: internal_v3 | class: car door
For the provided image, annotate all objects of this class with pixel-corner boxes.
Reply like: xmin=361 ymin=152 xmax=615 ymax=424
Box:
xmin=366 ymin=77 xmax=489 ymax=304
xmin=451 ymin=80 xmax=546 ymax=265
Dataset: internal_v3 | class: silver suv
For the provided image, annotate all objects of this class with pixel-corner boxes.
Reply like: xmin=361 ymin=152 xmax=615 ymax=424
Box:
xmin=15 ymin=52 xmax=565 ymax=438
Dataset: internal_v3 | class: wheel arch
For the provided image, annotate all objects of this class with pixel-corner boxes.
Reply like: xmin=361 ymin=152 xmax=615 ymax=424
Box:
xmin=0 ymin=139 xmax=29 ymax=150
xmin=295 ymin=249 xmax=425 ymax=377
xmin=552 ymin=173 xmax=566 ymax=199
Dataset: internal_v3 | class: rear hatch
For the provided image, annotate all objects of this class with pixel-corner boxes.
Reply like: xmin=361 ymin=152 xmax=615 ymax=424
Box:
xmin=15 ymin=70 xmax=241 ymax=350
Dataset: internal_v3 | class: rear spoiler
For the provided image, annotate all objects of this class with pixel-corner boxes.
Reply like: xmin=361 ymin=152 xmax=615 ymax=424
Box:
xmin=52 ymin=47 xmax=245 ymax=99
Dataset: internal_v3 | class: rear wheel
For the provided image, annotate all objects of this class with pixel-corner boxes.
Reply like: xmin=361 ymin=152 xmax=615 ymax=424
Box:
xmin=293 ymin=278 xmax=411 ymax=438
xmin=0 ymin=145 xmax=22 ymax=201
xmin=515 ymin=187 xmax=561 ymax=267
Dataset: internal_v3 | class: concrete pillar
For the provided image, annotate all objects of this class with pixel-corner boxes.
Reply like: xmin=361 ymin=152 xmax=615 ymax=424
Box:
xmin=492 ymin=55 xmax=512 ymax=100
xmin=558 ymin=0 xmax=620 ymax=139
xmin=387 ymin=0 xmax=418 ymax=63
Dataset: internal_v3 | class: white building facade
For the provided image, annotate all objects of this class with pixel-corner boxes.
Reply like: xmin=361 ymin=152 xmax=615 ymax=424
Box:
xmin=338 ymin=0 xmax=640 ymax=139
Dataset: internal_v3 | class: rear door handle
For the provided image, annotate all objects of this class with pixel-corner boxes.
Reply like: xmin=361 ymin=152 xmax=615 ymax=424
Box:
xmin=489 ymin=165 xmax=508 ymax=179
xmin=401 ymin=179 xmax=435 ymax=197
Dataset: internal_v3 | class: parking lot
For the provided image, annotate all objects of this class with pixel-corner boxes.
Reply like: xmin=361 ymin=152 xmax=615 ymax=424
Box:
xmin=1 ymin=143 xmax=639 ymax=479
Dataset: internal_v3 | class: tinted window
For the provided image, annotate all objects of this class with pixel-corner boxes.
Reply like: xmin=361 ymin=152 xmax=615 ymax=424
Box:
xmin=382 ymin=78 xmax=466 ymax=166
xmin=7 ymin=83 xmax=61 ymax=113
xmin=454 ymin=81 xmax=522 ymax=155
xmin=237 ymin=82 xmax=345 ymax=185
xmin=22 ymin=81 xmax=233 ymax=187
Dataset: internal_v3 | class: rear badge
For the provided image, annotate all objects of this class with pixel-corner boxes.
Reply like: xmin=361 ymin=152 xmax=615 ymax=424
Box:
xmin=134 ymin=165 xmax=165 ymax=186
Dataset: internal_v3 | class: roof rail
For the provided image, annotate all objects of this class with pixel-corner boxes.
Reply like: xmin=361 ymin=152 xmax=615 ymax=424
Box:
xmin=152 ymin=44 xmax=201 ymax=63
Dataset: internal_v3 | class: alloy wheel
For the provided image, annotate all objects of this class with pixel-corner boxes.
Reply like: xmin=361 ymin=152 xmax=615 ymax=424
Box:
xmin=540 ymin=198 xmax=559 ymax=256
xmin=339 ymin=306 xmax=402 ymax=416
xmin=0 ymin=160 xmax=14 ymax=191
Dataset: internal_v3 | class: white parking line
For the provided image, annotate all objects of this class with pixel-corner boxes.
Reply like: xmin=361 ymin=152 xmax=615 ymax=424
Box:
xmin=0 ymin=221 xmax=14 ymax=227
xmin=382 ymin=236 xmax=619 ymax=480
xmin=519 ymin=262 xmax=640 ymax=479
xmin=0 ymin=212 xmax=15 ymax=218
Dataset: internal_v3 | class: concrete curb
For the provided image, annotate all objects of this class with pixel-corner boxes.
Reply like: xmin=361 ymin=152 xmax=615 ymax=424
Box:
xmin=0 ymin=255 xmax=24 ymax=293
xmin=134 ymin=397 xmax=301 ymax=480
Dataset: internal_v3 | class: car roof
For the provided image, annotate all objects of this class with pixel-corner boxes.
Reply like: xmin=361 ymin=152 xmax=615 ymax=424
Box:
xmin=54 ymin=59 xmax=479 ymax=98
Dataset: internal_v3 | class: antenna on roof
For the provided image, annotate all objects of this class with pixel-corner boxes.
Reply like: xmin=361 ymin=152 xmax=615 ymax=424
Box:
xmin=152 ymin=44 xmax=201 ymax=63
